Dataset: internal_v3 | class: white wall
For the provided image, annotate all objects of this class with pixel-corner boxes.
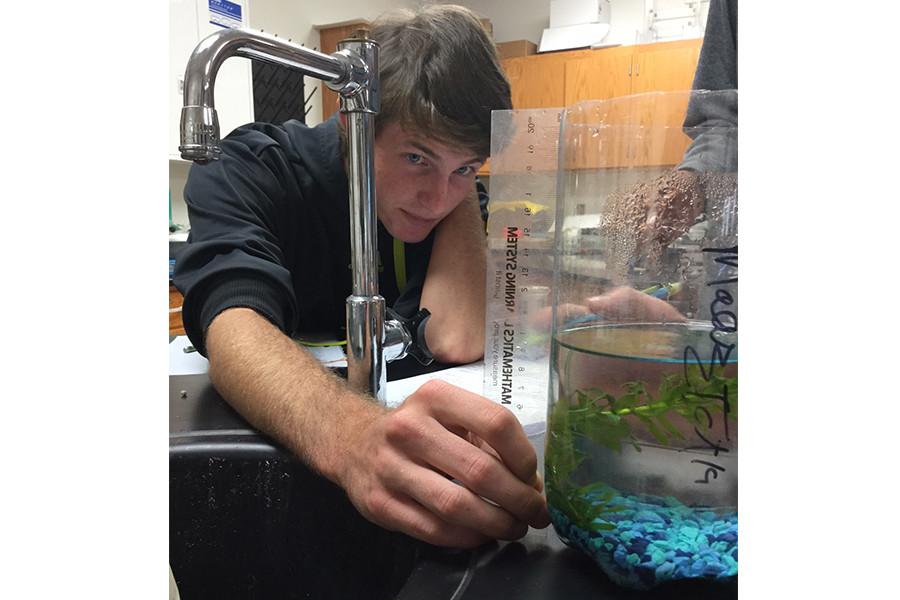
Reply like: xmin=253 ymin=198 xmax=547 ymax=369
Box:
xmin=306 ymin=0 xmax=419 ymax=28
xmin=456 ymin=0 xmax=650 ymax=46
xmin=457 ymin=0 xmax=553 ymax=44
xmin=170 ymin=161 xmax=191 ymax=230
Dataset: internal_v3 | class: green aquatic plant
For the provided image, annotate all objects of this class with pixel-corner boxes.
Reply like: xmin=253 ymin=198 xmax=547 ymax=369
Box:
xmin=546 ymin=366 xmax=738 ymax=530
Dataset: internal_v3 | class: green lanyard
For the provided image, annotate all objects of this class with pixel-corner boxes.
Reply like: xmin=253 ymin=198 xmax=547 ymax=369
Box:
xmin=393 ymin=237 xmax=407 ymax=292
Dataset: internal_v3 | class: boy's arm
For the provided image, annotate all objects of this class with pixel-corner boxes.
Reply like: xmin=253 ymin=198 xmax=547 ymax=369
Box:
xmin=204 ymin=306 xmax=548 ymax=548
xmin=419 ymin=187 xmax=487 ymax=364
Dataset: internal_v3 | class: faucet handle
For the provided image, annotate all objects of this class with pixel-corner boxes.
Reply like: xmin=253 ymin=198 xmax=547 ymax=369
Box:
xmin=385 ymin=308 xmax=434 ymax=366
xmin=405 ymin=308 xmax=434 ymax=366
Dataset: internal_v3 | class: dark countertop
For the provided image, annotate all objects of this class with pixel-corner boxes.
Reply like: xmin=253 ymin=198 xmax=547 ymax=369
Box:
xmin=170 ymin=369 xmax=735 ymax=599
xmin=413 ymin=527 xmax=736 ymax=600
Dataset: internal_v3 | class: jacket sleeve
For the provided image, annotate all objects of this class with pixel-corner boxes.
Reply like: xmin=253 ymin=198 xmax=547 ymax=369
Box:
xmin=679 ymin=0 xmax=738 ymax=173
xmin=172 ymin=125 xmax=300 ymax=356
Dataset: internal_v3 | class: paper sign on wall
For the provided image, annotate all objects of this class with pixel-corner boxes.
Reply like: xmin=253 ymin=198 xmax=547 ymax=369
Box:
xmin=208 ymin=0 xmax=243 ymax=29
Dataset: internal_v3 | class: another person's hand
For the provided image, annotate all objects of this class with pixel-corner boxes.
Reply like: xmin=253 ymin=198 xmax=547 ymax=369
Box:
xmin=529 ymin=302 xmax=590 ymax=332
xmin=586 ymin=286 xmax=685 ymax=323
xmin=337 ymin=380 xmax=550 ymax=548
xmin=529 ymin=287 xmax=684 ymax=333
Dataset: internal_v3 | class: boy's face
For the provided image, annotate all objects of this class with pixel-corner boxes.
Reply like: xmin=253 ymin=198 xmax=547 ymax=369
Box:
xmin=373 ymin=122 xmax=485 ymax=243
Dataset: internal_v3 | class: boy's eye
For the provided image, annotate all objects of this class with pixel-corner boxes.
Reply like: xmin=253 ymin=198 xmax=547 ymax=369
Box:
xmin=455 ymin=165 xmax=474 ymax=175
xmin=406 ymin=153 xmax=424 ymax=165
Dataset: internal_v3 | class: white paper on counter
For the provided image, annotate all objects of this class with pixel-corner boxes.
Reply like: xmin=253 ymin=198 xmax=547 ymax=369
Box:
xmin=169 ymin=335 xmax=210 ymax=375
xmin=385 ymin=360 xmax=547 ymax=433
xmin=300 ymin=344 xmax=347 ymax=368
xmin=386 ymin=361 xmax=546 ymax=477
xmin=385 ymin=361 xmax=485 ymax=408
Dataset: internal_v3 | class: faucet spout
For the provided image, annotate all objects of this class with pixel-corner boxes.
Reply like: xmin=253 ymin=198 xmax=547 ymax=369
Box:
xmin=179 ymin=28 xmax=352 ymax=163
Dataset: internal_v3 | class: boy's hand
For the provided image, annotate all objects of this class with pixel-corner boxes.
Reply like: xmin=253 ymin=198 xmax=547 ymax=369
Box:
xmin=337 ymin=380 xmax=550 ymax=548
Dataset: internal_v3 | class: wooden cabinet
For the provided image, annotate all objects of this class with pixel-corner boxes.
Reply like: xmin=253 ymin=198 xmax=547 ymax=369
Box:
xmin=170 ymin=284 xmax=186 ymax=336
xmin=496 ymin=39 xmax=703 ymax=170
xmin=630 ymin=39 xmax=702 ymax=94
xmin=503 ymin=39 xmax=701 ymax=110
xmin=317 ymin=20 xmax=370 ymax=122
xmin=563 ymin=45 xmax=634 ymax=106
xmin=503 ymin=51 xmax=581 ymax=109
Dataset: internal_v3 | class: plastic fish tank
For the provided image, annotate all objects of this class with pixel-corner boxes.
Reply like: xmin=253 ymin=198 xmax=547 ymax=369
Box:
xmin=546 ymin=90 xmax=738 ymax=590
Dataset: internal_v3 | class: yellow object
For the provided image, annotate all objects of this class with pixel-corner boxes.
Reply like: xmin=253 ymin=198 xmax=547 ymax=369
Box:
xmin=393 ymin=237 xmax=407 ymax=291
xmin=297 ymin=339 xmax=347 ymax=347
xmin=488 ymin=200 xmax=550 ymax=215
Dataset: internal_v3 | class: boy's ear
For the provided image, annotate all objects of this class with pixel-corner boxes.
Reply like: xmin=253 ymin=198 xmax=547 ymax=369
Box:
xmin=337 ymin=111 xmax=347 ymax=129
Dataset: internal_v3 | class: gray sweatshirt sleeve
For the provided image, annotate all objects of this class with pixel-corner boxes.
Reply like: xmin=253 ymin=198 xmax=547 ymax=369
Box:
xmin=679 ymin=0 xmax=738 ymax=173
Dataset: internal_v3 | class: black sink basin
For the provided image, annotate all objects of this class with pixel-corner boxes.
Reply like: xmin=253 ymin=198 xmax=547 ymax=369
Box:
xmin=170 ymin=374 xmax=428 ymax=600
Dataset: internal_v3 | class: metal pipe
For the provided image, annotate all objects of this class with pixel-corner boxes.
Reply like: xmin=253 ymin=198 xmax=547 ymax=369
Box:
xmin=343 ymin=109 xmax=382 ymax=398
xmin=345 ymin=112 xmax=378 ymax=297
xmin=334 ymin=35 xmax=386 ymax=402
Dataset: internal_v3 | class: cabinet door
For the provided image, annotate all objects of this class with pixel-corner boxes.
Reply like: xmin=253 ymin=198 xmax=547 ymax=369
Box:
xmin=630 ymin=39 xmax=701 ymax=94
xmin=630 ymin=39 xmax=702 ymax=166
xmin=563 ymin=45 xmax=633 ymax=106
xmin=503 ymin=53 xmax=572 ymax=109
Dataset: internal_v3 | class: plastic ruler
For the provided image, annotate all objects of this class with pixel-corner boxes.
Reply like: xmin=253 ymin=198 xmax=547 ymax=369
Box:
xmin=482 ymin=108 xmax=563 ymax=428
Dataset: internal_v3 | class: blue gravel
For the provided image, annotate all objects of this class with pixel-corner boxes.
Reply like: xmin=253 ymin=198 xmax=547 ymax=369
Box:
xmin=550 ymin=482 xmax=738 ymax=589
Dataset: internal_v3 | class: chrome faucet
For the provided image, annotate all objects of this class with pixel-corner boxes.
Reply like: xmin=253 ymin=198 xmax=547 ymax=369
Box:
xmin=179 ymin=27 xmax=431 ymax=405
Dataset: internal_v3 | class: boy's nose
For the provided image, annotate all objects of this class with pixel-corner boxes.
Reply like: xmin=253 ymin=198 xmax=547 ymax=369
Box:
xmin=427 ymin=174 xmax=453 ymax=213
